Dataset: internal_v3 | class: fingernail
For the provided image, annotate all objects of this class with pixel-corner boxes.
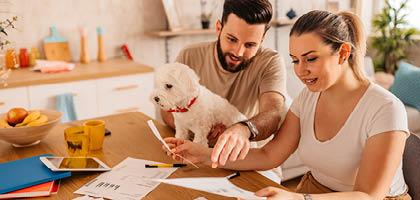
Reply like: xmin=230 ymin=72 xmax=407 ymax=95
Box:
xmin=211 ymin=163 xmax=218 ymax=168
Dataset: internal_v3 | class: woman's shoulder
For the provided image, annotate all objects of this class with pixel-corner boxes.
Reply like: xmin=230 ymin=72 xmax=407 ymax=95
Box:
xmin=294 ymin=87 xmax=319 ymax=105
xmin=366 ymin=83 xmax=405 ymax=108
xmin=362 ymin=83 xmax=409 ymax=138
xmin=359 ymin=83 xmax=407 ymax=122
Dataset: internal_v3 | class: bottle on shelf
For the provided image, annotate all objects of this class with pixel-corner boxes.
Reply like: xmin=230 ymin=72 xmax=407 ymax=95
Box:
xmin=5 ymin=49 xmax=17 ymax=69
xmin=30 ymin=47 xmax=41 ymax=59
xmin=19 ymin=48 xmax=30 ymax=68
xmin=97 ymin=27 xmax=106 ymax=62
xmin=80 ymin=27 xmax=90 ymax=64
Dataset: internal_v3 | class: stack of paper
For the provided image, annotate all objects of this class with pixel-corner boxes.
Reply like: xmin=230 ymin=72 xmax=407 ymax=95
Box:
xmin=75 ymin=157 xmax=177 ymax=200
xmin=153 ymin=177 xmax=266 ymax=200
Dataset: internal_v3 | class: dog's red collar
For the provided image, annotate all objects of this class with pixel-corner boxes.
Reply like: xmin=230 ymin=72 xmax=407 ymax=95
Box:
xmin=167 ymin=97 xmax=197 ymax=113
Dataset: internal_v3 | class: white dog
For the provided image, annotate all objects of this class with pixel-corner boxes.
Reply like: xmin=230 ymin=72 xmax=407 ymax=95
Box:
xmin=151 ymin=63 xmax=247 ymax=147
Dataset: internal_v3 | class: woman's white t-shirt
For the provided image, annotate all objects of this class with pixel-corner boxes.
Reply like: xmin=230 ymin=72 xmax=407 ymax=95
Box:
xmin=290 ymin=83 xmax=409 ymax=196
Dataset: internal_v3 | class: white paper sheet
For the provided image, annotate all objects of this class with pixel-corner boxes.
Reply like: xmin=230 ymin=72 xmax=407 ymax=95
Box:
xmin=147 ymin=120 xmax=199 ymax=168
xmin=147 ymin=120 xmax=172 ymax=151
xmin=74 ymin=157 xmax=177 ymax=200
xmin=153 ymin=177 xmax=266 ymax=200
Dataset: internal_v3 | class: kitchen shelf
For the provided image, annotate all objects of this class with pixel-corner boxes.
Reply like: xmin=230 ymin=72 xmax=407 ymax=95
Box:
xmin=147 ymin=19 xmax=295 ymax=38
xmin=271 ymin=19 xmax=296 ymax=27
xmin=147 ymin=28 xmax=215 ymax=37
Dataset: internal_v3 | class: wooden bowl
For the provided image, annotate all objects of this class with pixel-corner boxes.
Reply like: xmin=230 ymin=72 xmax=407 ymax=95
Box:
xmin=0 ymin=109 xmax=62 ymax=147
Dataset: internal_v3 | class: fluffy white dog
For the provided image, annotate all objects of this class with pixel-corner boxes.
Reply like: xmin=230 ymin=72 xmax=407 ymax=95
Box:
xmin=151 ymin=63 xmax=247 ymax=147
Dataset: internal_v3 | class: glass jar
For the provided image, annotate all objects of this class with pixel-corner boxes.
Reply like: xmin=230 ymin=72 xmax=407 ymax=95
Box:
xmin=30 ymin=47 xmax=40 ymax=59
xmin=5 ymin=49 xmax=17 ymax=69
xmin=19 ymin=48 xmax=29 ymax=68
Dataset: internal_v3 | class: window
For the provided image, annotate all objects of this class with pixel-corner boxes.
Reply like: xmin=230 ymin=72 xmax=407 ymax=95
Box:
xmin=393 ymin=0 xmax=420 ymax=29
xmin=405 ymin=1 xmax=420 ymax=29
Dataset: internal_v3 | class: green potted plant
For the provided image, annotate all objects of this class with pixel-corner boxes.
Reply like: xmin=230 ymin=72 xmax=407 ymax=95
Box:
xmin=371 ymin=0 xmax=417 ymax=74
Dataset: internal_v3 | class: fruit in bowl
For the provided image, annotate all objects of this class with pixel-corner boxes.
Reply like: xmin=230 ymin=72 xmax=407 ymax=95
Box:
xmin=0 ymin=108 xmax=62 ymax=147
xmin=6 ymin=107 xmax=28 ymax=126
xmin=0 ymin=108 xmax=50 ymax=128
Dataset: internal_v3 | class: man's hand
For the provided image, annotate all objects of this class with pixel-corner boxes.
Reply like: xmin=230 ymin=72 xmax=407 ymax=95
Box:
xmin=207 ymin=123 xmax=227 ymax=147
xmin=211 ymin=123 xmax=251 ymax=167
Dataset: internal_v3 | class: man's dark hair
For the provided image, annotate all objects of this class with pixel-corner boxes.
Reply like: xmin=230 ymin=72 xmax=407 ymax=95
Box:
xmin=221 ymin=0 xmax=273 ymax=32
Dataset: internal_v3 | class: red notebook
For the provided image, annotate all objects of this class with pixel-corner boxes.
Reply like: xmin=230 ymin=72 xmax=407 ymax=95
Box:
xmin=0 ymin=181 xmax=54 ymax=199
xmin=51 ymin=180 xmax=60 ymax=194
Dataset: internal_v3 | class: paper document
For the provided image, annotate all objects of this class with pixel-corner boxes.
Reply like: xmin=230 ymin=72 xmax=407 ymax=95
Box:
xmin=75 ymin=157 xmax=177 ymax=200
xmin=147 ymin=120 xmax=171 ymax=151
xmin=153 ymin=177 xmax=266 ymax=200
xmin=147 ymin=120 xmax=199 ymax=168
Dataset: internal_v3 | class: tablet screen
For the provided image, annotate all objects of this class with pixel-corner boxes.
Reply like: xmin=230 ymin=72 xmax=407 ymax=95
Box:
xmin=46 ymin=157 xmax=106 ymax=169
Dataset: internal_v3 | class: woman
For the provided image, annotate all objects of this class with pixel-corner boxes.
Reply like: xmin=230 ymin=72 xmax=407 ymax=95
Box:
xmin=164 ymin=10 xmax=411 ymax=200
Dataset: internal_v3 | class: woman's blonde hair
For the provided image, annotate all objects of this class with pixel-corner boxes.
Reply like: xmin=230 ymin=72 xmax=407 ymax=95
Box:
xmin=290 ymin=10 xmax=369 ymax=84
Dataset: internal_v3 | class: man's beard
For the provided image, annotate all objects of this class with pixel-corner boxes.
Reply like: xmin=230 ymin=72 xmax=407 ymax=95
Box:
xmin=216 ymin=38 xmax=254 ymax=73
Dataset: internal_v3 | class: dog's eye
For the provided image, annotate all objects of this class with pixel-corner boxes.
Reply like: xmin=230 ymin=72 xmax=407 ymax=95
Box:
xmin=165 ymin=84 xmax=173 ymax=89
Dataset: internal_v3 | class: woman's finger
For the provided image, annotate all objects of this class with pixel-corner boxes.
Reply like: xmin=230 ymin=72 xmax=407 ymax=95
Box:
xmin=164 ymin=137 xmax=180 ymax=143
xmin=255 ymin=187 xmax=277 ymax=197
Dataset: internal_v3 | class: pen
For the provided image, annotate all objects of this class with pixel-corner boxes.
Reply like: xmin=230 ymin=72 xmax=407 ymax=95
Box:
xmin=145 ymin=164 xmax=187 ymax=168
xmin=226 ymin=171 xmax=240 ymax=180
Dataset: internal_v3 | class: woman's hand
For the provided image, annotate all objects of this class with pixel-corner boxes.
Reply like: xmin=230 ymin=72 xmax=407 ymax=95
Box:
xmin=255 ymin=187 xmax=303 ymax=200
xmin=163 ymin=137 xmax=213 ymax=165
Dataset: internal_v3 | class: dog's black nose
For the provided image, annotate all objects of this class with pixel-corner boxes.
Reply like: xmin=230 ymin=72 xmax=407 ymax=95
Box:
xmin=154 ymin=97 xmax=160 ymax=102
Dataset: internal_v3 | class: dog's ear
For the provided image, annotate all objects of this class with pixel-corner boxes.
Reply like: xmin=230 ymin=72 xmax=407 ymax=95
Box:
xmin=174 ymin=63 xmax=200 ymax=94
xmin=183 ymin=65 xmax=200 ymax=84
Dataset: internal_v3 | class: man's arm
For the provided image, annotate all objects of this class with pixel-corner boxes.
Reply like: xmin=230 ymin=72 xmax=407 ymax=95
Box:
xmin=161 ymin=110 xmax=175 ymax=129
xmin=249 ymin=92 xmax=285 ymax=140
xmin=207 ymin=92 xmax=284 ymax=145
xmin=211 ymin=91 xmax=286 ymax=167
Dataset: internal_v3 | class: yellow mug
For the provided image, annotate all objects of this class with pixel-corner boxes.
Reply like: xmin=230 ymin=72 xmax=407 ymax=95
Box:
xmin=64 ymin=126 xmax=90 ymax=157
xmin=61 ymin=157 xmax=88 ymax=168
xmin=83 ymin=120 xmax=105 ymax=150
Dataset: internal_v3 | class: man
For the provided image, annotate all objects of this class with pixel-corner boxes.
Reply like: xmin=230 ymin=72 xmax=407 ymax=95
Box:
xmin=161 ymin=0 xmax=287 ymax=167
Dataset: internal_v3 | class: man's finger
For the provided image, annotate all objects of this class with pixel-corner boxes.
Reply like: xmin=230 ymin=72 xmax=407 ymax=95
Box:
xmin=218 ymin=138 xmax=237 ymax=165
xmin=238 ymin=141 xmax=250 ymax=160
xmin=211 ymin=134 xmax=229 ymax=163
xmin=228 ymin=142 xmax=243 ymax=162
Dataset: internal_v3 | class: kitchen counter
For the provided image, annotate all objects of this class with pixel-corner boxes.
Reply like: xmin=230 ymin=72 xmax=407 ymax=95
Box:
xmin=2 ymin=58 xmax=154 ymax=89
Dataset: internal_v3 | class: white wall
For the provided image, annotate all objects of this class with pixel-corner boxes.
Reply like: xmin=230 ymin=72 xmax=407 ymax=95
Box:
xmin=0 ymin=0 xmax=373 ymax=69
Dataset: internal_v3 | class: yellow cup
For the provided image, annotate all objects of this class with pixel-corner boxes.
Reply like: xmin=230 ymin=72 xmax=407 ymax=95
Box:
xmin=83 ymin=120 xmax=105 ymax=150
xmin=61 ymin=157 xmax=88 ymax=168
xmin=64 ymin=126 xmax=90 ymax=157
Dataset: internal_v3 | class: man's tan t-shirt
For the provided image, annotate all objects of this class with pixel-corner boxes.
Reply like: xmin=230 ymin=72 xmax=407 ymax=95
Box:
xmin=176 ymin=41 xmax=287 ymax=118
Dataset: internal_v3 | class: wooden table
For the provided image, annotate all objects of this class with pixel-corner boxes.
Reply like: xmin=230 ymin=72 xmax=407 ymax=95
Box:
xmin=0 ymin=112 xmax=283 ymax=199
